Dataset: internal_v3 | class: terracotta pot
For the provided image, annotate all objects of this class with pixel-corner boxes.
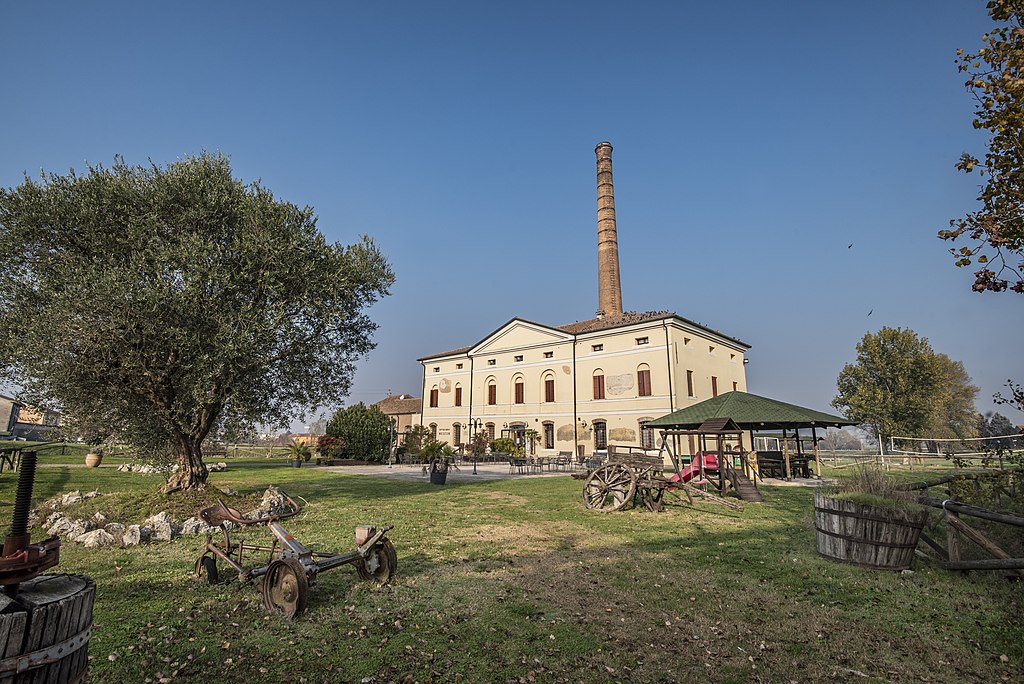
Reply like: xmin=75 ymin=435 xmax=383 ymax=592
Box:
xmin=85 ymin=452 xmax=103 ymax=468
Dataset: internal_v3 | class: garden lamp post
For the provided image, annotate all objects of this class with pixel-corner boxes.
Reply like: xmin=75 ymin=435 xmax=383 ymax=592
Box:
xmin=470 ymin=419 xmax=482 ymax=475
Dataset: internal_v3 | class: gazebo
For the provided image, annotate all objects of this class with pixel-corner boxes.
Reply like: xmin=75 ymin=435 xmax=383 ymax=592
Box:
xmin=646 ymin=391 xmax=857 ymax=480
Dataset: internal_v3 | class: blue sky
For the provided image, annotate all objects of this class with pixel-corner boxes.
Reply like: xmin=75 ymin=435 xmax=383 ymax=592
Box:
xmin=2 ymin=1 xmax=1021 ymax=426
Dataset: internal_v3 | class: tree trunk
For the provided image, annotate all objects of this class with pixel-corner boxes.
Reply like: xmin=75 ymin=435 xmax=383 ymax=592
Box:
xmin=161 ymin=439 xmax=209 ymax=492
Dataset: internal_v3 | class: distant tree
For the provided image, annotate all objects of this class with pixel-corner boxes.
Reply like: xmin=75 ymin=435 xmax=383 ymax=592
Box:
xmin=325 ymin=403 xmax=392 ymax=462
xmin=978 ymin=411 xmax=1018 ymax=438
xmin=832 ymin=328 xmax=978 ymax=451
xmin=923 ymin=354 xmax=979 ymax=440
xmin=0 ymin=153 xmax=394 ymax=491
xmin=941 ymin=0 xmax=1024 ymax=293
xmin=820 ymin=429 xmax=863 ymax=452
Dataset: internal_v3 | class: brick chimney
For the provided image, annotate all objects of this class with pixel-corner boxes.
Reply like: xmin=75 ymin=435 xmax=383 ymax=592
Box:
xmin=595 ymin=141 xmax=623 ymax=318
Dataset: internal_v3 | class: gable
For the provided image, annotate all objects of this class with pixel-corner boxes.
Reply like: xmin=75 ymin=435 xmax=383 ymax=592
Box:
xmin=470 ymin=319 xmax=573 ymax=356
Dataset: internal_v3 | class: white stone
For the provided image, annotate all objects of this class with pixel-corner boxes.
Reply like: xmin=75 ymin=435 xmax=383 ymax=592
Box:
xmin=122 ymin=525 xmax=146 ymax=546
xmin=77 ymin=529 xmax=116 ymax=548
xmin=104 ymin=522 xmax=126 ymax=538
xmin=92 ymin=512 xmax=108 ymax=526
xmin=60 ymin=491 xmax=83 ymax=507
xmin=180 ymin=517 xmax=213 ymax=535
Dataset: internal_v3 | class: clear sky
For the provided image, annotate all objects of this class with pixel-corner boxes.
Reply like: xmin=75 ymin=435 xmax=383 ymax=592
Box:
xmin=2 ymin=1 xmax=1021 ymax=427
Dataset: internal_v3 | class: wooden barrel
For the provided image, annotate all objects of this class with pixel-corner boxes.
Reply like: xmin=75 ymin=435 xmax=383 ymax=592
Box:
xmin=814 ymin=493 xmax=928 ymax=571
xmin=0 ymin=574 xmax=95 ymax=683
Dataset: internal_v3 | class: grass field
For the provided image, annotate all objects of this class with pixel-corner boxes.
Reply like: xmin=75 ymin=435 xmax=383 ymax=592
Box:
xmin=3 ymin=455 xmax=1022 ymax=683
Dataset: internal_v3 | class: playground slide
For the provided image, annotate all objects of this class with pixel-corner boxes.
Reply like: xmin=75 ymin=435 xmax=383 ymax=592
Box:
xmin=670 ymin=453 xmax=719 ymax=483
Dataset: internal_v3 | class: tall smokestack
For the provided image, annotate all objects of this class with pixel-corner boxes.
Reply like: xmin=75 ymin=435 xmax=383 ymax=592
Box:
xmin=595 ymin=141 xmax=623 ymax=318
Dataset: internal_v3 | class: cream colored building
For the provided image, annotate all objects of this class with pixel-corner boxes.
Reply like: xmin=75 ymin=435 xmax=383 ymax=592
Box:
xmin=417 ymin=142 xmax=750 ymax=457
xmin=418 ymin=311 xmax=748 ymax=456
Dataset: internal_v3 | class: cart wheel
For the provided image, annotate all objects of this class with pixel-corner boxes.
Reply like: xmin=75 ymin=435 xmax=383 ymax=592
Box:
xmin=582 ymin=465 xmax=637 ymax=512
xmin=262 ymin=557 xmax=309 ymax=618
xmin=640 ymin=487 xmax=665 ymax=512
xmin=356 ymin=538 xmax=398 ymax=585
xmin=195 ymin=555 xmax=219 ymax=584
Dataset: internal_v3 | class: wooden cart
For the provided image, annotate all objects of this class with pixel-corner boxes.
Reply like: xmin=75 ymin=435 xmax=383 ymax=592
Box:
xmin=574 ymin=451 xmax=744 ymax=513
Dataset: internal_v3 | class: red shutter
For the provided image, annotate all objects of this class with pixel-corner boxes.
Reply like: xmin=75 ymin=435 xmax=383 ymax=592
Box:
xmin=430 ymin=389 xmax=438 ymax=407
xmin=593 ymin=375 xmax=604 ymax=400
xmin=515 ymin=382 xmax=524 ymax=404
xmin=488 ymin=384 xmax=496 ymax=405
xmin=711 ymin=376 xmax=718 ymax=397
xmin=454 ymin=387 xmax=462 ymax=406
xmin=545 ymin=378 xmax=555 ymax=403
xmin=638 ymin=369 xmax=651 ymax=397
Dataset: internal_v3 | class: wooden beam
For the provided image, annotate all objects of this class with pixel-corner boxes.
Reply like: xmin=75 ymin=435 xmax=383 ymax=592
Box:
xmin=946 ymin=514 xmax=1024 ymax=577
xmin=919 ymin=497 xmax=1024 ymax=527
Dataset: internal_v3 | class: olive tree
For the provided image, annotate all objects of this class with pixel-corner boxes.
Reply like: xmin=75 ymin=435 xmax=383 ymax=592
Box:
xmin=0 ymin=153 xmax=394 ymax=491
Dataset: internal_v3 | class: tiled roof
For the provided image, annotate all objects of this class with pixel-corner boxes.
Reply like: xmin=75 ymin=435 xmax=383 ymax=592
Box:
xmin=372 ymin=394 xmax=421 ymax=415
xmin=417 ymin=345 xmax=472 ymax=361
xmin=556 ymin=310 xmax=674 ymax=334
xmin=558 ymin=311 xmax=749 ymax=348
xmin=647 ymin=391 xmax=855 ymax=429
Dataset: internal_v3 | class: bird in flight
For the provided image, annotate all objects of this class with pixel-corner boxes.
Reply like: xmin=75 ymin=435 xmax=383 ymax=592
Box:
xmin=867 ymin=309 xmax=873 ymax=316
xmin=848 ymin=243 xmax=853 ymax=249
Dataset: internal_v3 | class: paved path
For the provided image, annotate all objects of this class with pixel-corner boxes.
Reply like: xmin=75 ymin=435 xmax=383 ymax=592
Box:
xmin=318 ymin=462 xmax=570 ymax=484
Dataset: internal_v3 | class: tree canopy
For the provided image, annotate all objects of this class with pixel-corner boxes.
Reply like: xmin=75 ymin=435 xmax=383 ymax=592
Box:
xmin=941 ymin=0 xmax=1024 ymax=293
xmin=325 ymin=403 xmax=393 ymax=462
xmin=832 ymin=327 xmax=978 ymax=449
xmin=0 ymin=153 xmax=394 ymax=490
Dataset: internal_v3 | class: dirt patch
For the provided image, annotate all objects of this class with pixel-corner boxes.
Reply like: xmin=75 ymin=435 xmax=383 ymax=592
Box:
xmin=478 ymin=491 xmax=529 ymax=505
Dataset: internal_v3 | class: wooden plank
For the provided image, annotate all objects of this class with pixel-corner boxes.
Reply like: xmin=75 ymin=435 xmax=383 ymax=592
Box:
xmin=919 ymin=497 xmax=1024 ymax=528
xmin=946 ymin=511 xmax=961 ymax=565
xmin=947 ymin=558 xmax=1024 ymax=570
xmin=946 ymin=515 xmax=1024 ymax=578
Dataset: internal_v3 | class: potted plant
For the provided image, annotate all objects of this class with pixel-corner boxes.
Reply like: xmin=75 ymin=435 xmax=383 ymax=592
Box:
xmin=286 ymin=440 xmax=311 ymax=468
xmin=421 ymin=440 xmax=455 ymax=485
xmin=85 ymin=446 xmax=104 ymax=468
xmin=814 ymin=465 xmax=929 ymax=571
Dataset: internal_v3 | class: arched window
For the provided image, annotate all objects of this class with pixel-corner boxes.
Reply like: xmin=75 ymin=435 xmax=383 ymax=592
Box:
xmin=593 ymin=370 xmax=605 ymax=400
xmin=593 ymin=420 xmax=607 ymax=449
xmin=543 ymin=421 xmax=554 ymax=449
xmin=542 ymin=371 xmax=555 ymax=403
xmin=512 ymin=374 xmax=525 ymax=404
xmin=453 ymin=423 xmax=461 ymax=446
xmin=487 ymin=377 xmax=497 ymax=405
xmin=637 ymin=364 xmax=652 ymax=397
xmin=485 ymin=422 xmax=495 ymax=441
xmin=429 ymin=385 xmax=439 ymax=408
xmin=454 ymin=383 xmax=462 ymax=407
xmin=429 ymin=423 xmax=437 ymax=440
xmin=639 ymin=418 xmax=655 ymax=450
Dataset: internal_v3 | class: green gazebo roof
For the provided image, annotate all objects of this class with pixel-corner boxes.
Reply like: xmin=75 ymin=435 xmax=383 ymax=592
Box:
xmin=647 ymin=391 xmax=856 ymax=431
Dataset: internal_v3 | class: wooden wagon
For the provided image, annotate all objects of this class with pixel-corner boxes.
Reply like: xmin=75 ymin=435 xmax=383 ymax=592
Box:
xmin=573 ymin=453 xmax=674 ymax=512
xmin=573 ymin=451 xmax=745 ymax=513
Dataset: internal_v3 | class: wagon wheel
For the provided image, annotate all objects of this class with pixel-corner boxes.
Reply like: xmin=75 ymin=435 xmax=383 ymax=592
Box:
xmin=639 ymin=486 xmax=665 ymax=512
xmin=195 ymin=555 xmax=219 ymax=584
xmin=262 ymin=557 xmax=309 ymax=618
xmin=356 ymin=538 xmax=398 ymax=586
xmin=583 ymin=464 xmax=637 ymax=512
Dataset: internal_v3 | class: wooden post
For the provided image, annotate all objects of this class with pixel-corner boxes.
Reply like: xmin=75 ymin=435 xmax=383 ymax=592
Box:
xmin=946 ymin=510 xmax=962 ymax=568
xmin=812 ymin=426 xmax=821 ymax=479
xmin=782 ymin=428 xmax=791 ymax=481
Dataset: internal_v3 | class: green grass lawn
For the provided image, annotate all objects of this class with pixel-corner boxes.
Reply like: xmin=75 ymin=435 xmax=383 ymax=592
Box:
xmin=4 ymin=458 xmax=1022 ymax=683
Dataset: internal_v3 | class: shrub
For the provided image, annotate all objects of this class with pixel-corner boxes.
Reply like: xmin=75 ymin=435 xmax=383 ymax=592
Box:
xmin=491 ymin=437 xmax=516 ymax=455
xmin=325 ymin=403 xmax=392 ymax=462
xmin=316 ymin=435 xmax=347 ymax=460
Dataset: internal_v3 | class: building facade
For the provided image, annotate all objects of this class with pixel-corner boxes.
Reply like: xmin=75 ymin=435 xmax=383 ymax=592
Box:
xmin=372 ymin=394 xmax=422 ymax=445
xmin=418 ymin=311 xmax=748 ymax=456
xmin=416 ymin=142 xmax=750 ymax=457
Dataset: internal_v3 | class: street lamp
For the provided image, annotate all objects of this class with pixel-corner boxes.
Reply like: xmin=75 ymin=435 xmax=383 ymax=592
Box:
xmin=470 ymin=418 xmax=482 ymax=475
